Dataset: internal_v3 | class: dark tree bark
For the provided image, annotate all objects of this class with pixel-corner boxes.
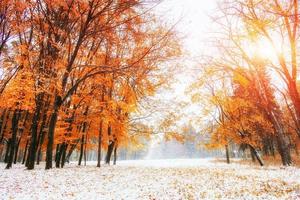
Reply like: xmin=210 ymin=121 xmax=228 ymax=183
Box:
xmin=225 ymin=145 xmax=230 ymax=164
xmin=0 ymin=145 xmax=3 ymax=162
xmin=113 ymin=145 xmax=117 ymax=165
xmin=45 ymin=110 xmax=58 ymax=169
xmin=27 ymin=94 xmax=43 ymax=170
xmin=6 ymin=110 xmax=21 ymax=169
xmin=14 ymin=138 xmax=21 ymax=164
xmin=36 ymin=125 xmax=48 ymax=165
xmin=66 ymin=140 xmax=79 ymax=163
xmin=0 ymin=109 xmax=8 ymax=144
xmin=105 ymin=140 xmax=115 ymax=165
xmin=36 ymin=96 xmax=50 ymax=165
xmin=15 ymin=111 xmax=29 ymax=164
xmin=4 ymin=139 xmax=11 ymax=163
xmin=45 ymin=96 xmax=61 ymax=170
xmin=78 ymin=134 xmax=84 ymax=166
xmin=97 ymin=120 xmax=103 ymax=167
xmin=105 ymin=124 xmax=115 ymax=165
xmin=276 ymin=135 xmax=292 ymax=166
xmin=249 ymin=145 xmax=264 ymax=166
xmin=61 ymin=144 xmax=68 ymax=168
xmin=55 ymin=144 xmax=60 ymax=167
xmin=250 ymin=147 xmax=256 ymax=162
xmin=22 ymin=140 xmax=29 ymax=165
xmin=84 ymin=134 xmax=88 ymax=166
xmin=55 ymin=142 xmax=68 ymax=168
xmin=268 ymin=113 xmax=292 ymax=166
xmin=55 ymin=143 xmax=63 ymax=168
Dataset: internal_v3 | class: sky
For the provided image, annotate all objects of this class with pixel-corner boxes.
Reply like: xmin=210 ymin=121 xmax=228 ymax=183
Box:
xmin=151 ymin=0 xmax=219 ymax=127
xmin=156 ymin=0 xmax=218 ymax=58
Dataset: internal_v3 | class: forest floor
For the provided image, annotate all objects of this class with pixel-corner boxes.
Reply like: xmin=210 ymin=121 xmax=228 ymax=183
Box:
xmin=0 ymin=159 xmax=300 ymax=200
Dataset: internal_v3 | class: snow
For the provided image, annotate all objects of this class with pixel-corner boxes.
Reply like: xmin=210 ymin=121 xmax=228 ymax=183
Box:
xmin=0 ymin=159 xmax=300 ymax=200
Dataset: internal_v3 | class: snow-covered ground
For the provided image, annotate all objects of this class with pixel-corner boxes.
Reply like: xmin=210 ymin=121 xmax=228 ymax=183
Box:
xmin=0 ymin=159 xmax=300 ymax=200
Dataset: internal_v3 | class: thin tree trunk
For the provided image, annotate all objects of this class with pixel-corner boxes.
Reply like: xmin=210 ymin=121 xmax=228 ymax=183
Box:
xmin=0 ymin=109 xmax=7 ymax=144
xmin=36 ymin=129 xmax=46 ymax=165
xmin=15 ymin=111 xmax=29 ymax=164
xmin=225 ymin=145 xmax=230 ymax=164
xmin=14 ymin=138 xmax=21 ymax=164
xmin=288 ymin=80 xmax=300 ymax=127
xmin=61 ymin=144 xmax=68 ymax=168
xmin=113 ymin=145 xmax=117 ymax=165
xmin=66 ymin=140 xmax=79 ymax=163
xmin=55 ymin=144 xmax=60 ymax=168
xmin=97 ymin=120 xmax=103 ymax=167
xmin=250 ymin=147 xmax=256 ymax=162
xmin=0 ymin=110 xmax=9 ymax=145
xmin=4 ymin=139 xmax=11 ymax=163
xmin=105 ymin=140 xmax=115 ymax=165
xmin=36 ymin=125 xmax=48 ymax=165
xmin=78 ymin=134 xmax=84 ymax=166
xmin=0 ymin=145 xmax=4 ymax=162
xmin=249 ymin=145 xmax=264 ymax=166
xmin=22 ymin=140 xmax=28 ymax=165
xmin=84 ymin=135 xmax=87 ymax=166
xmin=56 ymin=144 xmax=63 ymax=168
xmin=45 ymin=95 xmax=61 ymax=169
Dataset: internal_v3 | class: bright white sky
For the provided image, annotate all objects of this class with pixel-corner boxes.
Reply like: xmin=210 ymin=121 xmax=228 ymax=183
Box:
xmin=141 ymin=0 xmax=220 ymax=130
xmin=133 ymin=1 xmax=220 ymax=128
xmin=153 ymin=0 xmax=219 ymax=91
xmin=156 ymin=0 xmax=218 ymax=56
xmin=158 ymin=3 xmax=218 ymax=97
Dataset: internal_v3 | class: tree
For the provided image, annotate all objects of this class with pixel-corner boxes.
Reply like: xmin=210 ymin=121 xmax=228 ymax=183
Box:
xmin=0 ymin=0 xmax=181 ymax=170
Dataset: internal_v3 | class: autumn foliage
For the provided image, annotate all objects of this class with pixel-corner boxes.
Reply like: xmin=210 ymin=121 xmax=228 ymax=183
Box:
xmin=0 ymin=0 xmax=180 ymax=169
xmin=190 ymin=0 xmax=300 ymax=166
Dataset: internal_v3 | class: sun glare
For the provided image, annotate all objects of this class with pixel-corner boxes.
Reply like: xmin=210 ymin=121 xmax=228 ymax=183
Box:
xmin=247 ymin=37 xmax=279 ymax=62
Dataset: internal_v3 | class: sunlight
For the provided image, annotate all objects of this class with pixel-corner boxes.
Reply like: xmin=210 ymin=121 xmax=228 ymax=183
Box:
xmin=247 ymin=37 xmax=279 ymax=62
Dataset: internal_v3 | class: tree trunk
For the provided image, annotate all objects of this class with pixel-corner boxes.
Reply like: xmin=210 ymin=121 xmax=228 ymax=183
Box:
xmin=61 ymin=144 xmax=68 ymax=168
xmin=250 ymin=147 xmax=256 ymax=162
xmin=0 ymin=109 xmax=8 ymax=144
xmin=45 ymin=106 xmax=59 ymax=169
xmin=55 ymin=144 xmax=62 ymax=168
xmin=6 ymin=110 xmax=20 ymax=169
xmin=268 ymin=111 xmax=292 ymax=166
xmin=105 ymin=140 xmax=115 ymax=165
xmin=36 ymin=126 xmax=48 ymax=165
xmin=4 ymin=139 xmax=11 ymax=163
xmin=249 ymin=145 xmax=264 ymax=166
xmin=225 ymin=145 xmax=230 ymax=164
xmin=36 ymin=96 xmax=50 ymax=165
xmin=288 ymin=79 xmax=300 ymax=126
xmin=66 ymin=140 xmax=79 ymax=163
xmin=97 ymin=121 xmax=103 ymax=167
xmin=113 ymin=145 xmax=117 ymax=165
xmin=55 ymin=142 xmax=68 ymax=168
xmin=14 ymin=138 xmax=21 ymax=164
xmin=78 ymin=134 xmax=84 ymax=166
xmin=84 ymin=135 xmax=87 ymax=166
xmin=276 ymin=135 xmax=292 ymax=166
xmin=22 ymin=140 xmax=28 ymax=165
xmin=55 ymin=144 xmax=60 ymax=168
xmin=36 ymin=129 xmax=46 ymax=165
xmin=27 ymin=94 xmax=43 ymax=170
xmin=45 ymin=94 xmax=62 ymax=170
